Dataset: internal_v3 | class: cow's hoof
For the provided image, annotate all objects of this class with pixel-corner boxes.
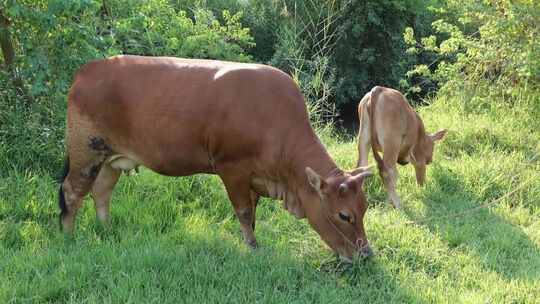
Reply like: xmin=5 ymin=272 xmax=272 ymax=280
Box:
xmin=390 ymin=199 xmax=401 ymax=209
xmin=245 ymin=239 xmax=258 ymax=250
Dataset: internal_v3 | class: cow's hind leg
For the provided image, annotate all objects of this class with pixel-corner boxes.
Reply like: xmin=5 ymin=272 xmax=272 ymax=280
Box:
xmin=219 ymin=170 xmax=259 ymax=249
xmin=59 ymin=134 xmax=112 ymax=232
xmin=91 ymin=163 xmax=121 ymax=225
xmin=60 ymin=156 xmax=103 ymax=232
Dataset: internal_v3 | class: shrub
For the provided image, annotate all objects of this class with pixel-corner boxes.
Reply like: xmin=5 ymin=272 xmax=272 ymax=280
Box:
xmin=111 ymin=0 xmax=254 ymax=61
xmin=331 ymin=0 xmax=441 ymax=105
xmin=404 ymin=0 xmax=540 ymax=111
xmin=0 ymin=0 xmax=254 ymax=172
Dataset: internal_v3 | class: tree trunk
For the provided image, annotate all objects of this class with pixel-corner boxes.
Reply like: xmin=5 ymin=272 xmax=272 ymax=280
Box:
xmin=0 ymin=9 xmax=31 ymax=104
xmin=100 ymin=0 xmax=110 ymax=19
xmin=0 ymin=9 xmax=15 ymax=70
xmin=98 ymin=0 xmax=113 ymax=37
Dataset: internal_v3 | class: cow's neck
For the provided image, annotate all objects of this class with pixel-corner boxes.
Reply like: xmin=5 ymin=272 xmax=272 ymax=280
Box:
xmin=291 ymin=135 xmax=340 ymax=180
xmin=281 ymin=134 xmax=341 ymax=218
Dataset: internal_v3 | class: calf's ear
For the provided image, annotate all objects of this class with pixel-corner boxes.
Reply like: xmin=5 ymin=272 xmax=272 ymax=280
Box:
xmin=431 ymin=129 xmax=447 ymax=142
xmin=305 ymin=167 xmax=325 ymax=191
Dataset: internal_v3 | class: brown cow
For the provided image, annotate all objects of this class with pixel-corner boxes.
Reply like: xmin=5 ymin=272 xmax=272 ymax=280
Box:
xmin=59 ymin=55 xmax=374 ymax=261
xmin=357 ymin=86 xmax=447 ymax=208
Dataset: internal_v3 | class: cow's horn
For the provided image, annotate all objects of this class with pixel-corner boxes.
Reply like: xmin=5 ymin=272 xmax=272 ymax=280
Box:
xmin=349 ymin=165 xmax=374 ymax=176
xmin=338 ymin=183 xmax=348 ymax=194
xmin=351 ymin=170 xmax=373 ymax=182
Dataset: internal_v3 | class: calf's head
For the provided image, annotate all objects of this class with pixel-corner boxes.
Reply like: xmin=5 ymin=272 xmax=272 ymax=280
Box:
xmin=304 ymin=167 xmax=373 ymax=262
xmin=413 ymin=129 xmax=447 ymax=186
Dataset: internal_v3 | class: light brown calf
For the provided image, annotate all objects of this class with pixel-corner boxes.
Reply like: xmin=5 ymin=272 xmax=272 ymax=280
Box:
xmin=357 ymin=86 xmax=447 ymax=208
xmin=59 ymin=55 xmax=374 ymax=261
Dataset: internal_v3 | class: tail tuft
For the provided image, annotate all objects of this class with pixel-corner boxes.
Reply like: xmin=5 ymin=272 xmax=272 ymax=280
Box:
xmin=58 ymin=157 xmax=69 ymax=229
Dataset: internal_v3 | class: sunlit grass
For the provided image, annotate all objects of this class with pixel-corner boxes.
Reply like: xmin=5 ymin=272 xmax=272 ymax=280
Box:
xmin=1 ymin=98 xmax=539 ymax=303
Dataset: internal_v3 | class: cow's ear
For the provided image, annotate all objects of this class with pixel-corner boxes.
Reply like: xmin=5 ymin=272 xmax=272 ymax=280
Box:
xmin=305 ymin=167 xmax=325 ymax=191
xmin=431 ymin=129 xmax=447 ymax=142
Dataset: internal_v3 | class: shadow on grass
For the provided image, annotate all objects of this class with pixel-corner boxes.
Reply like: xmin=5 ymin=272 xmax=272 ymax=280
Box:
xmin=318 ymin=257 xmax=428 ymax=303
xmin=407 ymin=166 xmax=540 ymax=282
xmin=1 ymin=220 xmax=426 ymax=304
xmin=0 ymin=170 xmax=425 ymax=303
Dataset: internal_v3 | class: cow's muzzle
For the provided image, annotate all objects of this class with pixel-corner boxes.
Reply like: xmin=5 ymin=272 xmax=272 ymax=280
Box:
xmin=340 ymin=240 xmax=374 ymax=262
xmin=359 ymin=244 xmax=374 ymax=258
xmin=357 ymin=238 xmax=374 ymax=258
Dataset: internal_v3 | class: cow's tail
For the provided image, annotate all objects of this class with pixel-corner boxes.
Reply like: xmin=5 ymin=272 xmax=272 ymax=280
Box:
xmin=58 ymin=156 xmax=70 ymax=229
xmin=369 ymin=86 xmax=385 ymax=174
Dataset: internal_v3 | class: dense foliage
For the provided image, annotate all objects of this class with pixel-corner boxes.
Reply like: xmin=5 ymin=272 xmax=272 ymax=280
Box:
xmin=0 ymin=1 xmax=538 ymax=302
xmin=405 ymin=0 xmax=540 ymax=111
xmin=0 ymin=0 xmax=539 ymax=172
xmin=0 ymin=0 xmax=254 ymax=173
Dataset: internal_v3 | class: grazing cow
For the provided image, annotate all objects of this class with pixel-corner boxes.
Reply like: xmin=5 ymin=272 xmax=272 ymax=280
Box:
xmin=356 ymin=86 xmax=447 ymax=208
xmin=59 ymin=55 xmax=374 ymax=261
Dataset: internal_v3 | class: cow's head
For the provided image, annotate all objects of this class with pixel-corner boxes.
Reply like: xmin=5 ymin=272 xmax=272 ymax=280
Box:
xmin=304 ymin=166 xmax=373 ymax=262
xmin=413 ymin=129 xmax=447 ymax=186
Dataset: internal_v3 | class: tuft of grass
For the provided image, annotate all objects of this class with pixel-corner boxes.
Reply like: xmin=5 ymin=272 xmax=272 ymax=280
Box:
xmin=1 ymin=93 xmax=539 ymax=303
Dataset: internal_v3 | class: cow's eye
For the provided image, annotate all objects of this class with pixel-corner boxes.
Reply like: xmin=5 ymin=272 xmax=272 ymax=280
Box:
xmin=338 ymin=211 xmax=351 ymax=223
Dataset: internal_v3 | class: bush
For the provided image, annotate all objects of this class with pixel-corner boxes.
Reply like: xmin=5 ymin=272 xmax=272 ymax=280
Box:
xmin=331 ymin=0 xmax=441 ymax=105
xmin=168 ymin=0 xmax=281 ymax=62
xmin=111 ymin=0 xmax=254 ymax=61
xmin=404 ymin=0 xmax=540 ymax=111
xmin=0 ymin=0 xmax=254 ymax=172
xmin=268 ymin=0 xmax=347 ymax=126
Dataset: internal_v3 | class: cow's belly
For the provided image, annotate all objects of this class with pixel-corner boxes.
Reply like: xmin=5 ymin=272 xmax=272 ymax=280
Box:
xmin=144 ymin=155 xmax=214 ymax=176
xmin=108 ymin=146 xmax=214 ymax=177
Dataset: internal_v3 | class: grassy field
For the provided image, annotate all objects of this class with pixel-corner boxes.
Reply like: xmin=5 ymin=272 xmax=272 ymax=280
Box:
xmin=1 ymin=97 xmax=539 ymax=303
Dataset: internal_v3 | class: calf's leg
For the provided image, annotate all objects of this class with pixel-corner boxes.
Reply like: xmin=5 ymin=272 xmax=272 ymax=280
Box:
xmin=357 ymin=124 xmax=371 ymax=168
xmin=380 ymin=141 xmax=402 ymax=208
xmin=382 ymin=164 xmax=401 ymax=208
xmin=357 ymin=103 xmax=371 ymax=168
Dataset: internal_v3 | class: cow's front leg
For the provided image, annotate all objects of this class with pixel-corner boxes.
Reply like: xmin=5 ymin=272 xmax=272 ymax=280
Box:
xmin=235 ymin=197 xmax=258 ymax=249
xmin=232 ymin=191 xmax=259 ymax=249
xmin=220 ymin=172 xmax=259 ymax=249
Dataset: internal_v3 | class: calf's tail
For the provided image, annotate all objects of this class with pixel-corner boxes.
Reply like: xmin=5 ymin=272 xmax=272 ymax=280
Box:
xmin=58 ymin=156 xmax=70 ymax=229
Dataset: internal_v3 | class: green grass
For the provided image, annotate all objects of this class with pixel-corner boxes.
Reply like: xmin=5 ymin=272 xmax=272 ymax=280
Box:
xmin=1 ymin=98 xmax=539 ymax=303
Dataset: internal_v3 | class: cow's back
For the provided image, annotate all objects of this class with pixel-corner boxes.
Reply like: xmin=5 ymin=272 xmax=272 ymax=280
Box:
xmin=67 ymin=55 xmax=312 ymax=176
xmin=358 ymin=87 xmax=419 ymax=155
